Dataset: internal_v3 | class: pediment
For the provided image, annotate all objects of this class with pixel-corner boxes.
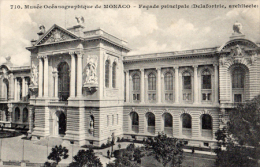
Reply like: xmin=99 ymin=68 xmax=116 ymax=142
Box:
xmin=36 ymin=24 xmax=78 ymax=45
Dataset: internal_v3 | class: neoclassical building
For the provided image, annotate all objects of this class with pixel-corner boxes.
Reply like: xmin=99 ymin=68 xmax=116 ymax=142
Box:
xmin=1 ymin=22 xmax=260 ymax=147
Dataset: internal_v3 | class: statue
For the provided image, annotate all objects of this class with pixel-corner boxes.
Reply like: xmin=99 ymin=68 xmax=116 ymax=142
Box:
xmin=31 ymin=64 xmax=38 ymax=85
xmin=84 ymin=56 xmax=98 ymax=84
xmin=233 ymin=21 xmax=242 ymax=34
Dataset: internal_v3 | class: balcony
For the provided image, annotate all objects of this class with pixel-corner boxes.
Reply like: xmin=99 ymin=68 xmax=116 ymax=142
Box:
xmin=164 ymin=127 xmax=173 ymax=136
xmin=131 ymin=125 xmax=139 ymax=133
xmin=182 ymin=128 xmax=192 ymax=138
xmin=147 ymin=126 xmax=155 ymax=134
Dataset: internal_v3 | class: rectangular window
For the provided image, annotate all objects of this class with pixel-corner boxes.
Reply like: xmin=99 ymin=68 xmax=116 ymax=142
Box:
xmin=202 ymin=75 xmax=211 ymax=89
xmin=183 ymin=76 xmax=191 ymax=89
xmin=202 ymin=93 xmax=211 ymax=101
xmin=137 ymin=94 xmax=140 ymax=100
xmin=234 ymin=94 xmax=242 ymax=102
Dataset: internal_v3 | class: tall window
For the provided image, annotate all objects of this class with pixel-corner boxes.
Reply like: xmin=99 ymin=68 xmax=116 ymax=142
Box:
xmin=132 ymin=74 xmax=140 ymax=101
xmin=202 ymin=69 xmax=212 ymax=101
xmin=232 ymin=68 xmax=244 ymax=88
xmin=58 ymin=62 xmax=70 ymax=101
xmin=130 ymin=112 xmax=139 ymax=133
xmin=182 ymin=71 xmax=192 ymax=101
xmin=15 ymin=107 xmax=20 ymax=122
xmin=147 ymin=112 xmax=155 ymax=134
xmin=182 ymin=113 xmax=191 ymax=128
xmin=105 ymin=60 xmax=110 ymax=88
xmin=202 ymin=114 xmax=212 ymax=129
xmin=23 ymin=108 xmax=28 ymax=122
xmin=183 ymin=72 xmax=191 ymax=89
xmin=3 ymin=79 xmax=9 ymax=100
xmin=202 ymin=69 xmax=211 ymax=89
xmin=148 ymin=73 xmax=156 ymax=101
xmin=164 ymin=72 xmax=173 ymax=101
xmin=112 ymin=62 xmax=117 ymax=88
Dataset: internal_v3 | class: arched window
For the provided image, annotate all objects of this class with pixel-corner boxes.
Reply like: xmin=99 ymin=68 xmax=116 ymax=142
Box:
xmin=15 ymin=107 xmax=20 ymax=122
xmin=23 ymin=108 xmax=28 ymax=122
xmin=202 ymin=69 xmax=212 ymax=101
xmin=183 ymin=72 xmax=191 ymax=89
xmin=182 ymin=71 xmax=192 ymax=101
xmin=132 ymin=74 xmax=140 ymax=101
xmin=148 ymin=73 xmax=156 ymax=101
xmin=182 ymin=113 xmax=191 ymax=128
xmin=58 ymin=62 xmax=70 ymax=101
xmin=202 ymin=114 xmax=212 ymax=130
xmin=202 ymin=69 xmax=211 ymax=89
xmin=232 ymin=67 xmax=245 ymax=102
xmin=130 ymin=112 xmax=139 ymax=133
xmin=105 ymin=60 xmax=110 ymax=88
xmin=3 ymin=79 xmax=9 ymax=100
xmin=148 ymin=73 xmax=156 ymax=90
xmin=164 ymin=72 xmax=173 ymax=101
xmin=164 ymin=113 xmax=173 ymax=136
xmin=232 ymin=68 xmax=244 ymax=88
xmin=146 ymin=112 xmax=155 ymax=134
xmin=112 ymin=62 xmax=116 ymax=88
xmin=182 ymin=113 xmax=192 ymax=137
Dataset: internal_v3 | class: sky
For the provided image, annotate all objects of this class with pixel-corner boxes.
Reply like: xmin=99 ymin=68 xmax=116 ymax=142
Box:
xmin=0 ymin=0 xmax=259 ymax=66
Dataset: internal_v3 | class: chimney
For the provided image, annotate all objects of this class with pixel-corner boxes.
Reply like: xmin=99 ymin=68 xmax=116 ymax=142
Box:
xmin=37 ymin=25 xmax=45 ymax=39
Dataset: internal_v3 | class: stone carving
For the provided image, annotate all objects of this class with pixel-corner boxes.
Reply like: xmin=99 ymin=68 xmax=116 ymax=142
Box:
xmin=31 ymin=64 xmax=38 ymax=86
xmin=75 ymin=16 xmax=84 ymax=24
xmin=84 ymin=55 xmax=98 ymax=85
xmin=233 ymin=21 xmax=242 ymax=34
xmin=45 ymin=29 xmax=68 ymax=43
xmin=231 ymin=45 xmax=243 ymax=57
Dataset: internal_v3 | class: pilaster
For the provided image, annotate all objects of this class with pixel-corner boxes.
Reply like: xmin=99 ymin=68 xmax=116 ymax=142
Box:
xmin=77 ymin=53 xmax=83 ymax=97
xmin=140 ymin=69 xmax=145 ymax=103
xmin=125 ymin=70 xmax=129 ymax=102
xmin=174 ymin=66 xmax=179 ymax=103
xmin=157 ymin=68 xmax=161 ymax=103
xmin=70 ymin=53 xmax=76 ymax=98
xmin=214 ymin=64 xmax=219 ymax=104
xmin=193 ymin=65 xmax=199 ymax=104
xmin=38 ymin=58 xmax=43 ymax=97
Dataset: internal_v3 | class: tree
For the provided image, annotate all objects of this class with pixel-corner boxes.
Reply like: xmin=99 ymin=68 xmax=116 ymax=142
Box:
xmin=215 ymin=95 xmax=260 ymax=167
xmin=68 ymin=148 xmax=103 ymax=167
xmin=45 ymin=145 xmax=69 ymax=166
xmin=145 ymin=132 xmax=184 ymax=167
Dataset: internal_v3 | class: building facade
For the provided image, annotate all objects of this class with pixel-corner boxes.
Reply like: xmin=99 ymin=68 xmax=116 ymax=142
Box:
xmin=1 ymin=22 xmax=260 ymax=147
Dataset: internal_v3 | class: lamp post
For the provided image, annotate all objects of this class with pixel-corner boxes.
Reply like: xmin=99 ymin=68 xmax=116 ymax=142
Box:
xmin=47 ymin=137 xmax=49 ymax=158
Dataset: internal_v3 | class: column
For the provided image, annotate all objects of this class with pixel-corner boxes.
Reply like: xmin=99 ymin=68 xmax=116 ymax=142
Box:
xmin=77 ymin=53 xmax=83 ymax=97
xmin=157 ymin=68 xmax=161 ymax=103
xmin=193 ymin=65 xmax=199 ymax=104
xmin=22 ymin=77 xmax=26 ymax=100
xmin=38 ymin=58 xmax=43 ymax=97
xmin=52 ymin=70 xmax=58 ymax=98
xmin=174 ymin=66 xmax=179 ymax=103
xmin=14 ymin=77 xmax=17 ymax=101
xmin=28 ymin=107 xmax=33 ymax=135
xmin=140 ymin=69 xmax=145 ymax=103
xmin=214 ymin=64 xmax=219 ymax=104
xmin=43 ymin=56 xmax=49 ymax=97
xmin=125 ymin=70 xmax=129 ymax=102
xmin=70 ymin=53 xmax=76 ymax=98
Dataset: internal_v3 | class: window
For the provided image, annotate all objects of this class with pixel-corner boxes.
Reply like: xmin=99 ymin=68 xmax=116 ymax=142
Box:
xmin=164 ymin=113 xmax=172 ymax=127
xmin=164 ymin=72 xmax=173 ymax=90
xmin=58 ymin=62 xmax=70 ymax=101
xmin=182 ymin=113 xmax=191 ymax=128
xmin=202 ymin=114 xmax=212 ymax=129
xmin=132 ymin=74 xmax=140 ymax=101
xmin=3 ymin=79 xmax=9 ymax=100
xmin=15 ymin=107 xmax=20 ymax=122
xmin=202 ymin=69 xmax=211 ymax=89
xmin=23 ymin=108 xmax=28 ymax=122
xmin=107 ymin=115 xmax=109 ymax=126
xmin=148 ymin=73 xmax=156 ymax=101
xmin=148 ymin=73 xmax=156 ymax=90
xmin=232 ymin=68 xmax=244 ymax=88
xmin=117 ymin=114 xmax=118 ymax=125
xmin=234 ymin=94 xmax=242 ymax=103
xmin=112 ymin=115 xmax=114 ymax=125
xmin=182 ymin=71 xmax=192 ymax=101
xmin=105 ymin=60 xmax=110 ymax=88
xmin=147 ymin=112 xmax=155 ymax=134
xmin=112 ymin=62 xmax=116 ymax=88
xmin=164 ymin=72 xmax=173 ymax=101
xmin=131 ymin=112 xmax=139 ymax=133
